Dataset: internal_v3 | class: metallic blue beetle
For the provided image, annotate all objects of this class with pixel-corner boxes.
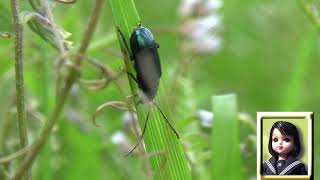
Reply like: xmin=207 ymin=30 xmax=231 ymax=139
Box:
xmin=117 ymin=23 xmax=179 ymax=156
xmin=129 ymin=25 xmax=161 ymax=102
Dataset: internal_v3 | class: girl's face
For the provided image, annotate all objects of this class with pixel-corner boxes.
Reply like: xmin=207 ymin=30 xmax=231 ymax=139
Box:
xmin=272 ymin=128 xmax=294 ymax=155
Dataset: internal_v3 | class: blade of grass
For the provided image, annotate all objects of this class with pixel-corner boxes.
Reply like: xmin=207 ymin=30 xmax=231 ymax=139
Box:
xmin=281 ymin=28 xmax=317 ymax=110
xmin=280 ymin=28 xmax=318 ymax=179
xmin=108 ymin=0 xmax=191 ymax=179
xmin=211 ymin=94 xmax=243 ymax=180
xmin=297 ymin=0 xmax=320 ymax=33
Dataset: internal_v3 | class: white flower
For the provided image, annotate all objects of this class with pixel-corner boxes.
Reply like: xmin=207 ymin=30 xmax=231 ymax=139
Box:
xmin=197 ymin=109 xmax=214 ymax=127
xmin=122 ymin=111 xmax=138 ymax=125
xmin=111 ymin=131 xmax=127 ymax=145
xmin=179 ymin=0 xmax=223 ymax=17
xmin=207 ymin=0 xmax=223 ymax=11
xmin=190 ymin=14 xmax=221 ymax=39
xmin=185 ymin=35 xmax=222 ymax=54
xmin=179 ymin=0 xmax=224 ymax=54
xmin=179 ymin=0 xmax=200 ymax=17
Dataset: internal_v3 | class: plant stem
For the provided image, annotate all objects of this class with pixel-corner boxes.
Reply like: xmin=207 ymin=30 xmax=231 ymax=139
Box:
xmin=211 ymin=94 xmax=243 ymax=180
xmin=109 ymin=0 xmax=191 ymax=179
xmin=11 ymin=0 xmax=28 ymax=153
xmin=10 ymin=0 xmax=30 ymax=179
xmin=298 ymin=0 xmax=320 ymax=32
xmin=0 ymin=147 xmax=30 ymax=164
xmin=12 ymin=0 xmax=104 ymax=179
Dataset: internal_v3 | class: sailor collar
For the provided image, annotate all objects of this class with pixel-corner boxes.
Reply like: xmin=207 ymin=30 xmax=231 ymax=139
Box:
xmin=265 ymin=156 xmax=303 ymax=175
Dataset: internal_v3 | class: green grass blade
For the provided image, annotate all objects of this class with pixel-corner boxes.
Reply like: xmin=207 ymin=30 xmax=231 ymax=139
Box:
xmin=281 ymin=28 xmax=317 ymax=110
xmin=108 ymin=0 xmax=191 ymax=179
xmin=211 ymin=94 xmax=243 ymax=180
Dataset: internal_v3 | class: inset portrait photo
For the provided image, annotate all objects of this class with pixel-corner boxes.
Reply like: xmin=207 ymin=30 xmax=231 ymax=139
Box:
xmin=257 ymin=112 xmax=313 ymax=180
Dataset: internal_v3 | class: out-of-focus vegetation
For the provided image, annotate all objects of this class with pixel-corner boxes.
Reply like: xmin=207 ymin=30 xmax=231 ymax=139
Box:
xmin=0 ymin=0 xmax=319 ymax=179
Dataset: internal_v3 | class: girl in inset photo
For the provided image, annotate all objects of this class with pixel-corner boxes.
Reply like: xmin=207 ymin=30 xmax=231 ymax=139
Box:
xmin=262 ymin=121 xmax=307 ymax=175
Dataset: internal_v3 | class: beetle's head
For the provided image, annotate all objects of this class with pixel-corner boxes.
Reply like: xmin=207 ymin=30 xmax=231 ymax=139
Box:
xmin=131 ymin=26 xmax=155 ymax=50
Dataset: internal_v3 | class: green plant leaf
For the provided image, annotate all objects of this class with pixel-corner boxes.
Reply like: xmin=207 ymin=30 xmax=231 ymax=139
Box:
xmin=108 ymin=0 xmax=191 ymax=179
xmin=281 ymin=28 xmax=317 ymax=110
xmin=20 ymin=11 xmax=72 ymax=50
xmin=211 ymin=94 xmax=243 ymax=180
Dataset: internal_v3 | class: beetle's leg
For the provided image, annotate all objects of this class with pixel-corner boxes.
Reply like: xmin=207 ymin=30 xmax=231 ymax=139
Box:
xmin=154 ymin=102 xmax=179 ymax=139
xmin=138 ymin=21 xmax=142 ymax=27
xmin=125 ymin=78 xmax=143 ymax=106
xmin=124 ymin=108 xmax=151 ymax=157
xmin=116 ymin=26 xmax=133 ymax=60
xmin=135 ymin=99 xmax=142 ymax=107
xmin=120 ymin=68 xmax=139 ymax=84
xmin=126 ymin=93 xmax=142 ymax=107
xmin=155 ymin=42 xmax=160 ymax=48
xmin=121 ymin=69 xmax=143 ymax=106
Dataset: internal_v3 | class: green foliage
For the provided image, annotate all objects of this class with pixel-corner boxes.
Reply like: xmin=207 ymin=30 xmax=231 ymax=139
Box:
xmin=0 ymin=2 xmax=13 ymax=33
xmin=211 ymin=94 xmax=243 ymax=180
xmin=281 ymin=28 xmax=318 ymax=110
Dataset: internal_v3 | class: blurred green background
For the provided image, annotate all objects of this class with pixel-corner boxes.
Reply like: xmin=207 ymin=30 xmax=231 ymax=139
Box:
xmin=0 ymin=0 xmax=319 ymax=179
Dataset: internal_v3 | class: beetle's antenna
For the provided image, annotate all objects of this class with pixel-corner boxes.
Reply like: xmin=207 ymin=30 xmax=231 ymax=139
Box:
xmin=116 ymin=26 xmax=132 ymax=57
xmin=153 ymin=102 xmax=179 ymax=139
xmin=124 ymin=109 xmax=151 ymax=157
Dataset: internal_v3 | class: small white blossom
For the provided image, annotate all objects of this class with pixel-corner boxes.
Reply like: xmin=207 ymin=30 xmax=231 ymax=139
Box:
xmin=183 ymin=14 xmax=221 ymax=39
xmin=179 ymin=0 xmax=223 ymax=54
xmin=207 ymin=0 xmax=223 ymax=11
xmin=111 ymin=131 xmax=127 ymax=145
xmin=185 ymin=35 xmax=222 ymax=54
xmin=122 ymin=111 xmax=138 ymax=125
xmin=179 ymin=0 xmax=200 ymax=17
xmin=197 ymin=109 xmax=214 ymax=127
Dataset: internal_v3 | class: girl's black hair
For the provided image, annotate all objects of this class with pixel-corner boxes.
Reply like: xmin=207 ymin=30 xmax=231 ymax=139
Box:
xmin=268 ymin=121 xmax=301 ymax=158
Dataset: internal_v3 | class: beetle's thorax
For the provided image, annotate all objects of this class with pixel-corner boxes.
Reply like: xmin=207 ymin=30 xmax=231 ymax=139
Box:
xmin=130 ymin=26 xmax=155 ymax=55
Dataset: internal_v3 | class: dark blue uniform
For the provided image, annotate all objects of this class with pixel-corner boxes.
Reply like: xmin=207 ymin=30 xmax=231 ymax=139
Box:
xmin=262 ymin=156 xmax=307 ymax=175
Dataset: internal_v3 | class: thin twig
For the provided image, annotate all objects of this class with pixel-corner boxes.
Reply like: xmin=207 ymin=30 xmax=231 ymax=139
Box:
xmin=0 ymin=147 xmax=30 ymax=164
xmin=76 ymin=0 xmax=104 ymax=65
xmin=11 ymin=0 xmax=28 ymax=152
xmin=12 ymin=0 xmax=104 ymax=179
xmin=10 ymin=0 xmax=30 ymax=179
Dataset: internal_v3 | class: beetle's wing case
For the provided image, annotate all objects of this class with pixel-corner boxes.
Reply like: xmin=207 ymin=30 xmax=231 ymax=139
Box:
xmin=129 ymin=26 xmax=162 ymax=101
xmin=134 ymin=46 xmax=161 ymax=101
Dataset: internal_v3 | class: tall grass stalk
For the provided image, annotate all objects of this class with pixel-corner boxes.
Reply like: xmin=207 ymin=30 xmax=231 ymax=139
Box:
xmin=282 ymin=28 xmax=317 ymax=110
xmin=10 ymin=0 xmax=30 ymax=179
xmin=211 ymin=94 xmax=243 ymax=180
xmin=108 ymin=0 xmax=191 ymax=179
xmin=296 ymin=2 xmax=320 ymax=178
xmin=281 ymin=27 xmax=318 ymax=179
xmin=297 ymin=0 xmax=320 ymax=33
